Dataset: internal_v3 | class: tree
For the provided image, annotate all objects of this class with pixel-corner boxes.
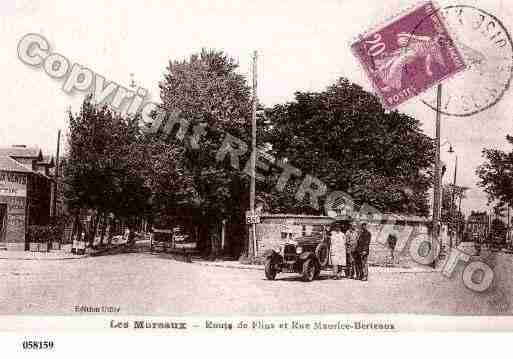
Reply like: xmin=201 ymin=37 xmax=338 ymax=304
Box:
xmin=442 ymin=184 xmax=468 ymax=242
xmin=64 ymin=96 xmax=151 ymax=246
xmin=441 ymin=184 xmax=467 ymax=223
xmin=490 ymin=217 xmax=507 ymax=245
xmin=142 ymin=140 xmax=196 ymax=225
xmin=493 ymin=202 xmax=507 ymax=215
xmin=157 ymin=48 xmax=253 ymax=257
xmin=262 ymin=78 xmax=435 ymax=216
xmin=477 ymin=135 xmax=513 ymax=207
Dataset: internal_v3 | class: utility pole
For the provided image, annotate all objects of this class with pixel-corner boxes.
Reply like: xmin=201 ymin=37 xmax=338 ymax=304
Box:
xmin=450 ymin=155 xmax=457 ymax=249
xmin=432 ymin=84 xmax=442 ymax=268
xmin=508 ymin=205 xmax=511 ymax=245
xmin=52 ymin=129 xmax=61 ymax=218
xmin=249 ymin=51 xmax=258 ymax=257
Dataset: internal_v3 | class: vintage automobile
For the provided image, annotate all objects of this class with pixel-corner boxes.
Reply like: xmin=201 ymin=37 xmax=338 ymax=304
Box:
xmin=264 ymin=235 xmax=331 ymax=282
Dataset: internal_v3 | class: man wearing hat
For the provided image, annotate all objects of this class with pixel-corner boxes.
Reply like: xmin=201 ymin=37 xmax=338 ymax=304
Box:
xmin=355 ymin=222 xmax=371 ymax=281
xmin=345 ymin=222 xmax=358 ymax=279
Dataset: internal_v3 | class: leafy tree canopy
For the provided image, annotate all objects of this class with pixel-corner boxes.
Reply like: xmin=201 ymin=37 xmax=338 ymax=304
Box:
xmin=262 ymin=78 xmax=435 ymax=216
xmin=477 ymin=135 xmax=513 ymax=207
xmin=64 ymin=96 xmax=151 ymax=225
xmin=157 ymin=48 xmax=253 ymax=222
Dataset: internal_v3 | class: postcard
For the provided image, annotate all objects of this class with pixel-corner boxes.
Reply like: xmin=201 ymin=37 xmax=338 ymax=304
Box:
xmin=1 ymin=1 xmax=513 ymax=352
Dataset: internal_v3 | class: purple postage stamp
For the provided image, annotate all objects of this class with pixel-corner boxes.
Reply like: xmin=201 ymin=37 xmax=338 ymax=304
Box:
xmin=351 ymin=1 xmax=467 ymax=110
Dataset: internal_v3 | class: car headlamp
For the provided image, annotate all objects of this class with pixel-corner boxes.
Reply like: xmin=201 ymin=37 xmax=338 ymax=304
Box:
xmin=296 ymin=246 xmax=303 ymax=254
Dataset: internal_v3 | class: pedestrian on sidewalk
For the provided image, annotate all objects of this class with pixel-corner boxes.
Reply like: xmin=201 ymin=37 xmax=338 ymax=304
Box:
xmin=355 ymin=222 xmax=371 ymax=281
xmin=330 ymin=224 xmax=346 ymax=280
xmin=345 ymin=222 xmax=358 ymax=279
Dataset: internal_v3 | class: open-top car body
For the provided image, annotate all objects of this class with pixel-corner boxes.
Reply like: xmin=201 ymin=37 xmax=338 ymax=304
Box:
xmin=264 ymin=235 xmax=331 ymax=282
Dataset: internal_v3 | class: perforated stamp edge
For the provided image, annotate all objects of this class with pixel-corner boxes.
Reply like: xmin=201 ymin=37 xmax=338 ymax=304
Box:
xmin=349 ymin=0 xmax=468 ymax=111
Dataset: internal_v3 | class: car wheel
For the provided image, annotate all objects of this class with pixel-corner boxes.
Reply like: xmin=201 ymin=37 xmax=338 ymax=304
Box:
xmin=301 ymin=258 xmax=317 ymax=282
xmin=264 ymin=259 xmax=277 ymax=280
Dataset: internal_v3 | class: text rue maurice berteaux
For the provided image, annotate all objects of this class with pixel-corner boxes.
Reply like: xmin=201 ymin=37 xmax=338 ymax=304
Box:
xmin=206 ymin=320 xmax=395 ymax=331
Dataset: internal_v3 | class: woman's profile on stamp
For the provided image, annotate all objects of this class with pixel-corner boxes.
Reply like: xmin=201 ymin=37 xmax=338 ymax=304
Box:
xmin=374 ymin=32 xmax=447 ymax=92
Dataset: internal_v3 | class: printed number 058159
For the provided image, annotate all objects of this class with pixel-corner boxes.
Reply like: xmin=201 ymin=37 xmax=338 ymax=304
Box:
xmin=22 ymin=340 xmax=54 ymax=350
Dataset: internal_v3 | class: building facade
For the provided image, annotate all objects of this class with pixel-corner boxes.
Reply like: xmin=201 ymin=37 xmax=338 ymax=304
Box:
xmin=0 ymin=146 xmax=54 ymax=250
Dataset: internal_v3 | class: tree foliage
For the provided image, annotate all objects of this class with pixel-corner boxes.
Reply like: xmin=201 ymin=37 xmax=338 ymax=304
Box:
xmin=157 ymin=49 xmax=253 ymax=221
xmin=64 ymin=96 xmax=151 ymax=242
xmin=156 ymin=49 xmax=255 ymax=256
xmin=441 ymin=184 xmax=467 ymax=223
xmin=262 ymin=78 xmax=435 ymax=215
xmin=477 ymin=135 xmax=513 ymax=207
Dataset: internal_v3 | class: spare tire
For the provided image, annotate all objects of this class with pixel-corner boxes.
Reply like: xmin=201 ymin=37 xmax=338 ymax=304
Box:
xmin=315 ymin=243 xmax=329 ymax=267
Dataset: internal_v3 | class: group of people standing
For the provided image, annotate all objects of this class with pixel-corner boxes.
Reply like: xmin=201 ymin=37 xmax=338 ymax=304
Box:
xmin=329 ymin=221 xmax=371 ymax=281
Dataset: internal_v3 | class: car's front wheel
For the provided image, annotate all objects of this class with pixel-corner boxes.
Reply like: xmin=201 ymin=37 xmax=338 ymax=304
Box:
xmin=264 ymin=258 xmax=277 ymax=280
xmin=301 ymin=258 xmax=318 ymax=282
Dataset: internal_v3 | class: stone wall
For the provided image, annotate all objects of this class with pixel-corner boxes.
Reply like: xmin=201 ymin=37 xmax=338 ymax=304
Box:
xmin=365 ymin=222 xmax=429 ymax=266
xmin=255 ymin=214 xmax=432 ymax=267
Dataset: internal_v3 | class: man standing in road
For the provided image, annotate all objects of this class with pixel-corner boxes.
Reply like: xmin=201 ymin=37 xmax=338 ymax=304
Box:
xmin=345 ymin=222 xmax=358 ymax=279
xmin=355 ymin=222 xmax=371 ymax=281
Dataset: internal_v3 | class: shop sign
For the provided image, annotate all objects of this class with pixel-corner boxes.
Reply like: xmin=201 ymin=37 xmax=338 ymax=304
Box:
xmin=0 ymin=172 xmax=27 ymax=197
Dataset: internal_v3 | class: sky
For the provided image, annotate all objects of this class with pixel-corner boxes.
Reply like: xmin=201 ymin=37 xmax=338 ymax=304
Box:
xmin=1 ymin=0 xmax=512 ymax=216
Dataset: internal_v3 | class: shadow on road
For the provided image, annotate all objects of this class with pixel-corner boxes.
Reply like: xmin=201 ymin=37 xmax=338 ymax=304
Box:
xmin=270 ymin=274 xmax=336 ymax=282
xmin=89 ymin=240 xmax=150 ymax=257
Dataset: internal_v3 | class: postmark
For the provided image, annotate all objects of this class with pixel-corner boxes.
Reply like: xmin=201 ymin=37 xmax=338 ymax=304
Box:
xmin=418 ymin=5 xmax=513 ymax=117
xmin=351 ymin=1 xmax=467 ymax=110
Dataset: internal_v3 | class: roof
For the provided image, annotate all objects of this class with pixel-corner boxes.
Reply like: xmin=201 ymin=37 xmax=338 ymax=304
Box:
xmin=260 ymin=214 xmax=333 ymax=219
xmin=0 ymin=156 xmax=33 ymax=173
xmin=0 ymin=146 xmax=43 ymax=160
xmin=334 ymin=213 xmax=430 ymax=223
xmin=259 ymin=214 xmax=336 ymax=225
xmin=260 ymin=213 xmax=431 ymax=223
xmin=38 ymin=155 xmax=55 ymax=167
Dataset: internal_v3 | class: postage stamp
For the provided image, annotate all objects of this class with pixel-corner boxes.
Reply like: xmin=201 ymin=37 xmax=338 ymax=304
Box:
xmin=351 ymin=1 xmax=467 ymax=110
